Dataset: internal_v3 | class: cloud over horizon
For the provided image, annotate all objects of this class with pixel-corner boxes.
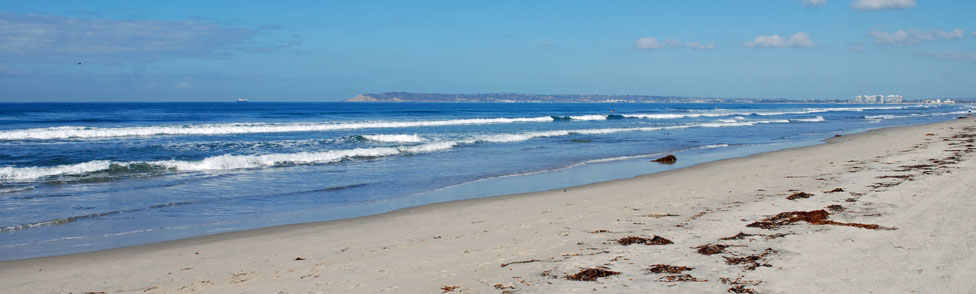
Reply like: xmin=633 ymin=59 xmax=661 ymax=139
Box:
xmin=851 ymin=0 xmax=917 ymax=11
xmin=871 ymin=29 xmax=966 ymax=46
xmin=636 ymin=37 xmax=714 ymax=50
xmin=744 ymin=32 xmax=815 ymax=48
xmin=0 ymin=12 xmax=297 ymax=64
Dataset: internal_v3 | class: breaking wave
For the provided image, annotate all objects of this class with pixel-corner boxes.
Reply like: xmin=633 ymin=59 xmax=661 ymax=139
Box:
xmin=0 ymin=117 xmax=555 ymax=141
xmin=0 ymin=118 xmax=811 ymax=182
xmin=0 ymin=105 xmax=916 ymax=141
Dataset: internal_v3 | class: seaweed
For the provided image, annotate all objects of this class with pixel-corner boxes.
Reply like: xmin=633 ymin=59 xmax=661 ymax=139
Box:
xmin=440 ymin=285 xmax=459 ymax=293
xmin=823 ymin=188 xmax=844 ymax=193
xmin=785 ymin=192 xmax=814 ymax=200
xmin=648 ymin=264 xmax=693 ymax=274
xmin=728 ymin=285 xmax=758 ymax=293
xmin=500 ymin=259 xmax=542 ymax=267
xmin=696 ymin=243 xmax=730 ymax=255
xmin=658 ymin=274 xmax=706 ymax=282
xmin=566 ymin=267 xmax=621 ymax=281
xmin=826 ymin=205 xmax=844 ymax=212
xmin=723 ymin=248 xmax=776 ymax=270
xmin=617 ymin=235 xmax=673 ymax=246
xmin=720 ymin=232 xmax=757 ymax=241
xmin=746 ymin=209 xmax=894 ymax=230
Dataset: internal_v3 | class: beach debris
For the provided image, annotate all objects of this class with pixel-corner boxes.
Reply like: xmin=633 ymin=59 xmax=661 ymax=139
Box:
xmin=641 ymin=213 xmax=680 ymax=218
xmin=728 ymin=285 xmax=758 ymax=293
xmin=658 ymin=274 xmax=707 ymax=282
xmin=500 ymin=259 xmax=543 ymax=267
xmin=617 ymin=235 xmax=673 ymax=246
xmin=785 ymin=192 xmax=814 ymax=200
xmin=876 ymin=174 xmax=913 ymax=179
xmin=719 ymin=232 xmax=756 ymax=241
xmin=723 ymin=248 xmax=776 ymax=270
xmin=823 ymin=187 xmax=844 ymax=193
xmin=494 ymin=284 xmax=515 ymax=290
xmin=565 ymin=267 xmax=621 ymax=281
xmin=925 ymin=133 xmax=935 ymax=136
xmin=765 ymin=233 xmax=791 ymax=239
xmin=696 ymin=243 xmax=730 ymax=255
xmin=651 ymin=155 xmax=677 ymax=164
xmin=826 ymin=205 xmax=845 ymax=212
xmin=294 ymin=257 xmax=305 ymax=261
xmin=648 ymin=264 xmax=693 ymax=274
xmin=590 ymin=229 xmax=612 ymax=234
xmin=440 ymin=285 xmax=459 ymax=292
xmin=746 ymin=209 xmax=895 ymax=230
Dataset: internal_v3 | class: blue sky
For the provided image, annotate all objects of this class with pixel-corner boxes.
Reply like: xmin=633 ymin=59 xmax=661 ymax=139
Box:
xmin=1 ymin=0 xmax=974 ymax=101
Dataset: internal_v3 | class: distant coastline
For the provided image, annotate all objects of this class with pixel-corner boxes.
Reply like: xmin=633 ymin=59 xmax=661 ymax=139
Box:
xmin=345 ymin=92 xmax=974 ymax=104
xmin=346 ymin=92 xmax=795 ymax=103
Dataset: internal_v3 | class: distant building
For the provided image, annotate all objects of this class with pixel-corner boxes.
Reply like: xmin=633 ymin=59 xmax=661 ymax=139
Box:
xmin=853 ymin=94 xmax=901 ymax=104
xmin=922 ymin=98 xmax=955 ymax=104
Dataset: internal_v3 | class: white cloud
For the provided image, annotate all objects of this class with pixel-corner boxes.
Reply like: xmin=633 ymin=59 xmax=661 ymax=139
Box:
xmin=849 ymin=42 xmax=864 ymax=52
xmin=537 ymin=40 xmax=553 ymax=48
xmin=745 ymin=32 xmax=814 ymax=48
xmin=686 ymin=42 xmax=716 ymax=50
xmin=0 ymin=11 xmax=297 ymax=63
xmin=802 ymin=0 xmax=827 ymax=7
xmin=851 ymin=0 xmax=916 ymax=11
xmin=787 ymin=32 xmax=815 ymax=47
xmin=914 ymin=51 xmax=976 ymax=63
xmin=871 ymin=29 xmax=965 ymax=46
xmin=745 ymin=35 xmax=785 ymax=48
xmin=637 ymin=37 xmax=715 ymax=50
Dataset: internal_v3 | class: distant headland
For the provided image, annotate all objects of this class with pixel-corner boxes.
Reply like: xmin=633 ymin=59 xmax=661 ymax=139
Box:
xmin=345 ymin=92 xmax=787 ymax=103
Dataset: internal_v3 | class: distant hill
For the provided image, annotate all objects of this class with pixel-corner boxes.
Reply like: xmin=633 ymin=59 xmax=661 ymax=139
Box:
xmin=344 ymin=92 xmax=775 ymax=103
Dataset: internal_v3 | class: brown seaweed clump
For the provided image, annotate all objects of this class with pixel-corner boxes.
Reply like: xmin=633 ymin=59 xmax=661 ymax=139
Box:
xmin=617 ymin=235 xmax=673 ymax=246
xmin=786 ymin=192 xmax=814 ymax=200
xmin=746 ymin=209 xmax=894 ymax=230
xmin=658 ymin=274 xmax=706 ymax=282
xmin=696 ymin=243 xmax=730 ymax=255
xmin=648 ymin=264 xmax=693 ymax=274
xmin=566 ymin=267 xmax=621 ymax=281
xmin=823 ymin=187 xmax=844 ymax=193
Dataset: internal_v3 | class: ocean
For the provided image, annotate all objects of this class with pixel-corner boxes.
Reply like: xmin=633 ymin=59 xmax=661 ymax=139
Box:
xmin=0 ymin=102 xmax=971 ymax=261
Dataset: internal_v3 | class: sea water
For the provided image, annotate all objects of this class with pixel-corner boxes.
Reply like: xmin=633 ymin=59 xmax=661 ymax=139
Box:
xmin=0 ymin=102 xmax=970 ymax=260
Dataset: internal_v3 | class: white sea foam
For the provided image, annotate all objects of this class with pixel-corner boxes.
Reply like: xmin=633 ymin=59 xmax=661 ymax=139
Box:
xmin=790 ymin=116 xmax=826 ymax=122
xmin=568 ymin=115 xmax=609 ymax=121
xmin=0 ymin=161 xmax=113 ymax=181
xmin=0 ymin=116 xmax=555 ymax=141
xmin=0 ymin=117 xmax=806 ymax=182
xmin=361 ymin=134 xmax=426 ymax=143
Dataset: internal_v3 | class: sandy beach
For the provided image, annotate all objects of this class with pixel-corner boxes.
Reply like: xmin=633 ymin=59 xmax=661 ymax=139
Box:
xmin=2 ymin=116 xmax=974 ymax=293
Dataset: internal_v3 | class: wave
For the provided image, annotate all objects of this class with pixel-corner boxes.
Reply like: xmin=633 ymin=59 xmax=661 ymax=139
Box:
xmin=359 ymin=134 xmax=426 ymax=143
xmin=790 ymin=116 xmax=826 ymax=122
xmin=0 ymin=116 xmax=555 ymax=141
xmin=0 ymin=118 xmax=810 ymax=182
xmin=0 ymin=105 xmax=915 ymax=141
xmin=865 ymin=110 xmax=971 ymax=121
xmin=624 ymin=105 xmax=921 ymax=120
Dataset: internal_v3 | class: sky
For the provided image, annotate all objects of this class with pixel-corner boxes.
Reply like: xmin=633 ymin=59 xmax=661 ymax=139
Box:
xmin=0 ymin=0 xmax=974 ymax=102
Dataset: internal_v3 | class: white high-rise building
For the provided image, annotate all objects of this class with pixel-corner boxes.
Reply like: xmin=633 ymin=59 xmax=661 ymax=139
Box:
xmin=853 ymin=94 xmax=901 ymax=104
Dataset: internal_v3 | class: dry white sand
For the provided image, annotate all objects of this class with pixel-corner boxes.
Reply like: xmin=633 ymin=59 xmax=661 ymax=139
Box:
xmin=2 ymin=116 xmax=975 ymax=294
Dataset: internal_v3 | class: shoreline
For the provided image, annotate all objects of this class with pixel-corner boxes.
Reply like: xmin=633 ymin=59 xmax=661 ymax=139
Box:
xmin=2 ymin=116 xmax=974 ymax=293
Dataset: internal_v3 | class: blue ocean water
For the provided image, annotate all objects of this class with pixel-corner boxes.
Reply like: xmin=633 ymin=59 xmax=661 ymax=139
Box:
xmin=0 ymin=102 xmax=970 ymax=260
